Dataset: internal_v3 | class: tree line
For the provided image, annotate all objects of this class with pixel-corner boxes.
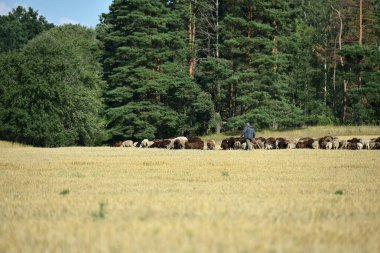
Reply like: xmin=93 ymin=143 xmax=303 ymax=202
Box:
xmin=0 ymin=1 xmax=379 ymax=147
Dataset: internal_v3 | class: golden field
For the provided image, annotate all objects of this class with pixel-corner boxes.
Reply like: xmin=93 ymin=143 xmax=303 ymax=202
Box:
xmin=0 ymin=126 xmax=380 ymax=253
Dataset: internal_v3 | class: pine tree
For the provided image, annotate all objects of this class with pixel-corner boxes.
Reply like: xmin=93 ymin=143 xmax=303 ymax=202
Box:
xmin=220 ymin=0 xmax=306 ymax=129
xmin=98 ymin=0 xmax=215 ymax=141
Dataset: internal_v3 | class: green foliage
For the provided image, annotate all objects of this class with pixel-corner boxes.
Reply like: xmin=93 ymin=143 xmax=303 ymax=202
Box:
xmin=2 ymin=1 xmax=380 ymax=146
xmin=221 ymin=170 xmax=229 ymax=177
xmin=92 ymin=202 xmax=106 ymax=220
xmin=0 ymin=25 xmax=105 ymax=147
xmin=0 ymin=6 xmax=54 ymax=52
xmin=99 ymin=0 xmax=215 ymax=141
xmin=59 ymin=189 xmax=70 ymax=196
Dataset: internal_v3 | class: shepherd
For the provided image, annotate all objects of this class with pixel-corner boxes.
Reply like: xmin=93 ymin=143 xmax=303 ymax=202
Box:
xmin=242 ymin=123 xmax=255 ymax=150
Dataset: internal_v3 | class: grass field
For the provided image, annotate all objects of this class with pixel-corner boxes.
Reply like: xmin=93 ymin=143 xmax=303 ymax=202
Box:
xmin=1 ymin=126 xmax=380 ymax=253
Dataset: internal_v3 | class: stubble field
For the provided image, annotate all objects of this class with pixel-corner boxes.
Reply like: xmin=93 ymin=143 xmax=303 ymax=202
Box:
xmin=1 ymin=130 xmax=380 ymax=252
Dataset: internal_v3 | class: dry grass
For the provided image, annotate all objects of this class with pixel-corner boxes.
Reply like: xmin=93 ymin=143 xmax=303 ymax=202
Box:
xmin=0 ymin=141 xmax=379 ymax=252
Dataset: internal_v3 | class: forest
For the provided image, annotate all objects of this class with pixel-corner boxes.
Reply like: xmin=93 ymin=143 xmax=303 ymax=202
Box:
xmin=0 ymin=0 xmax=379 ymax=147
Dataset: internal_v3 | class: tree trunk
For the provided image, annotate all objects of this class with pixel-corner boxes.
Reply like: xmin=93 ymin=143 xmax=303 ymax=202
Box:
xmin=359 ymin=0 xmax=363 ymax=46
xmin=333 ymin=35 xmax=337 ymax=110
xmin=324 ymin=60 xmax=327 ymax=106
xmin=331 ymin=5 xmax=344 ymax=66
xmin=215 ymin=0 xmax=220 ymax=58
xmin=342 ymin=80 xmax=348 ymax=121
xmin=188 ymin=0 xmax=197 ymax=78
xmin=215 ymin=0 xmax=221 ymax=134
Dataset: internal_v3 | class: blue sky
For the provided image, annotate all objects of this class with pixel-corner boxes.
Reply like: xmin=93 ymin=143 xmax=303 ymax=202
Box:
xmin=0 ymin=0 xmax=113 ymax=27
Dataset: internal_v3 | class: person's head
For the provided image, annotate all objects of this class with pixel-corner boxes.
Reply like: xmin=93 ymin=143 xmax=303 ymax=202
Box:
xmin=246 ymin=122 xmax=251 ymax=127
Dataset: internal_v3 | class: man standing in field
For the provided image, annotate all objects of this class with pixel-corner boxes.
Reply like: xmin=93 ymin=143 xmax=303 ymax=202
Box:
xmin=242 ymin=123 xmax=255 ymax=150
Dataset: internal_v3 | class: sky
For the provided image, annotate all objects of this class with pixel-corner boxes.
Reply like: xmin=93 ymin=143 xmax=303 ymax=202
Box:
xmin=0 ymin=0 xmax=113 ymax=27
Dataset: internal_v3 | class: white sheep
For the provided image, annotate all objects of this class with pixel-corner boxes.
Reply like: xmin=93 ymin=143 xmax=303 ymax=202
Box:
xmin=312 ymin=141 xmax=319 ymax=149
xmin=140 ymin=139 xmax=149 ymax=148
xmin=356 ymin=142 xmax=363 ymax=150
xmin=234 ymin=141 xmax=242 ymax=150
xmin=360 ymin=139 xmax=370 ymax=150
xmin=265 ymin=143 xmax=273 ymax=150
xmin=325 ymin=142 xmax=333 ymax=150
xmin=122 ymin=140 xmax=134 ymax=147
xmin=332 ymin=140 xmax=340 ymax=150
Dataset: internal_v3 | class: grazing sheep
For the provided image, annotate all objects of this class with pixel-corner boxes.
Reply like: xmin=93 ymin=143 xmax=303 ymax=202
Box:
xmin=265 ymin=143 xmax=273 ymax=150
xmin=221 ymin=139 xmax=229 ymax=150
xmin=356 ymin=142 xmax=363 ymax=150
xmin=287 ymin=143 xmax=296 ymax=149
xmin=149 ymin=139 xmax=171 ymax=148
xmin=140 ymin=139 xmax=149 ymax=148
xmin=241 ymin=142 xmax=247 ymax=150
xmin=252 ymin=139 xmax=263 ymax=149
xmin=360 ymin=139 xmax=370 ymax=150
xmin=275 ymin=138 xmax=288 ymax=149
xmin=348 ymin=138 xmax=361 ymax=150
xmin=112 ymin=140 xmax=123 ymax=147
xmin=332 ymin=140 xmax=340 ymax=150
xmin=185 ymin=141 xmax=204 ymax=150
xmin=296 ymin=137 xmax=314 ymax=149
xmin=168 ymin=136 xmax=188 ymax=149
xmin=188 ymin=137 xmax=202 ymax=143
xmin=207 ymin=140 xmax=216 ymax=150
xmin=325 ymin=142 xmax=333 ymax=150
xmin=341 ymin=141 xmax=352 ymax=150
xmin=122 ymin=140 xmax=134 ymax=147
xmin=318 ymin=136 xmax=334 ymax=149
xmin=312 ymin=141 xmax=319 ymax=149
xmin=234 ymin=141 xmax=242 ymax=150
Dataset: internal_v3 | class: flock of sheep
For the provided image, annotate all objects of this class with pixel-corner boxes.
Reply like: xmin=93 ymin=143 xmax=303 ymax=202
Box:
xmin=113 ymin=136 xmax=380 ymax=150
xmin=220 ymin=136 xmax=380 ymax=150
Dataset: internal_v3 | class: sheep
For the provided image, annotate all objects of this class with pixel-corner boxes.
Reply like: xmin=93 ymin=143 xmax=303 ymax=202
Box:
xmin=234 ymin=141 xmax=242 ymax=150
xmin=140 ymin=139 xmax=149 ymax=148
xmin=112 ymin=140 xmax=123 ymax=147
xmin=341 ymin=141 xmax=352 ymax=150
xmin=167 ymin=136 xmax=188 ymax=149
xmin=360 ymin=139 xmax=370 ymax=150
xmin=265 ymin=143 xmax=273 ymax=150
xmin=185 ymin=141 xmax=204 ymax=150
xmin=121 ymin=140 xmax=134 ymax=147
xmin=207 ymin=140 xmax=216 ymax=150
xmin=332 ymin=140 xmax=340 ymax=150
xmin=252 ymin=139 xmax=264 ymax=149
xmin=325 ymin=142 xmax=333 ymax=150
xmin=312 ymin=141 xmax=319 ymax=149
xmin=356 ymin=142 xmax=363 ymax=150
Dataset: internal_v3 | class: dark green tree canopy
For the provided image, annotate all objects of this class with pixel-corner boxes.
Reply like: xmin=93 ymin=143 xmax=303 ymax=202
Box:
xmin=99 ymin=0 xmax=215 ymax=141
xmin=0 ymin=25 xmax=105 ymax=147
xmin=0 ymin=6 xmax=54 ymax=53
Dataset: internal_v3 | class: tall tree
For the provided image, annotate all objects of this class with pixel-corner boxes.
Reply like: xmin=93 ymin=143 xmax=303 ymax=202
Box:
xmin=0 ymin=6 xmax=54 ymax=52
xmin=0 ymin=25 xmax=105 ymax=147
xmin=98 ymin=0 xmax=215 ymax=141
xmin=220 ymin=0 xmax=306 ymax=129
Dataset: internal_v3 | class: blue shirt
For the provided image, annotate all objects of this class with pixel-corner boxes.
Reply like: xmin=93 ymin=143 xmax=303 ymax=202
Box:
xmin=242 ymin=126 xmax=255 ymax=140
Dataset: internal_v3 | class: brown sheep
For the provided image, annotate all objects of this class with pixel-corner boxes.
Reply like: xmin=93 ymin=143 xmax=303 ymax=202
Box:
xmin=207 ymin=140 xmax=216 ymax=150
xmin=185 ymin=141 xmax=204 ymax=150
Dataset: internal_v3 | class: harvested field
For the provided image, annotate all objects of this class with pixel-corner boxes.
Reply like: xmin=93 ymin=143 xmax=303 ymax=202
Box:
xmin=0 ymin=141 xmax=379 ymax=252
